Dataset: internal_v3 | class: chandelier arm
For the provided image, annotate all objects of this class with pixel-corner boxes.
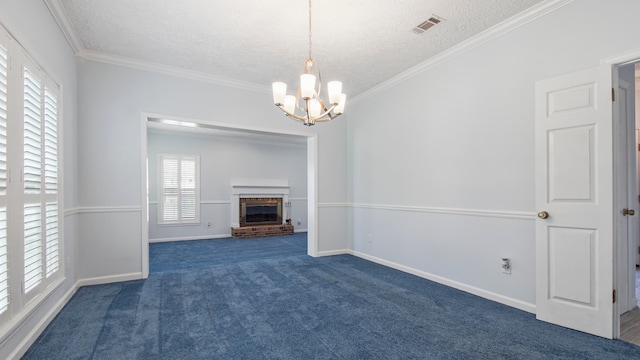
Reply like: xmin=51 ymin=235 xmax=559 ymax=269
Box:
xmin=274 ymin=104 xmax=341 ymax=123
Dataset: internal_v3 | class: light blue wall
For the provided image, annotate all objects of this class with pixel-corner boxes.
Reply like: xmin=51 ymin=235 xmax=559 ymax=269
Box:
xmin=347 ymin=0 xmax=640 ymax=310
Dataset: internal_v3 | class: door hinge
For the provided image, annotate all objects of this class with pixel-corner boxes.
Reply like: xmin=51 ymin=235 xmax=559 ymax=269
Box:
xmin=613 ymin=289 xmax=617 ymax=303
xmin=612 ymin=88 xmax=616 ymax=102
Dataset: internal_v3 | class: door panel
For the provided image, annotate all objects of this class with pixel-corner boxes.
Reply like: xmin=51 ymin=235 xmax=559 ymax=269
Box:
xmin=535 ymin=65 xmax=613 ymax=339
xmin=548 ymin=126 xmax=595 ymax=202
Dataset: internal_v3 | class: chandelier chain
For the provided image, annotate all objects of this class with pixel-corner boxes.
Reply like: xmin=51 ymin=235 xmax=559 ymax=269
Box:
xmin=308 ymin=0 xmax=312 ymax=59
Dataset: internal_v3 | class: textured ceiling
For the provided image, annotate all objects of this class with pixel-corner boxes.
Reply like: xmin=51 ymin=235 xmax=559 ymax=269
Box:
xmin=52 ymin=0 xmax=544 ymax=98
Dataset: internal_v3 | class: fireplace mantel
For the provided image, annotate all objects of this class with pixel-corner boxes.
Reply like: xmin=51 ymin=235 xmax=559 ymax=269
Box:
xmin=230 ymin=178 xmax=289 ymax=228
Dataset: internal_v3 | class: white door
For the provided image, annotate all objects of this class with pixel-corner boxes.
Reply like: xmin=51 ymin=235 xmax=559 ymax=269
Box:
xmin=535 ymin=64 xmax=614 ymax=339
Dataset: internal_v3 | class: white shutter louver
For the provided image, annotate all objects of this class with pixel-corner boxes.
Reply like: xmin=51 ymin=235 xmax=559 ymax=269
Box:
xmin=162 ymin=158 xmax=178 ymax=222
xmin=45 ymin=202 xmax=58 ymax=277
xmin=0 ymin=42 xmax=7 ymax=196
xmin=24 ymin=204 xmax=42 ymax=293
xmin=43 ymin=87 xmax=57 ymax=194
xmin=0 ymin=41 xmax=7 ymax=315
xmin=0 ymin=208 xmax=8 ymax=315
xmin=23 ymin=68 xmax=42 ymax=194
xmin=180 ymin=159 xmax=196 ymax=220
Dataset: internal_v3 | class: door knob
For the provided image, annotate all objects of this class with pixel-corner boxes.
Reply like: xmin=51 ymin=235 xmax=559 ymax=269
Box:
xmin=537 ymin=211 xmax=549 ymax=219
xmin=623 ymin=209 xmax=635 ymax=216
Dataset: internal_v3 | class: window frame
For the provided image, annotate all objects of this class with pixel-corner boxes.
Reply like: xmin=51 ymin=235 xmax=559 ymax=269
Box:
xmin=157 ymin=154 xmax=200 ymax=225
xmin=0 ymin=24 xmax=64 ymax=325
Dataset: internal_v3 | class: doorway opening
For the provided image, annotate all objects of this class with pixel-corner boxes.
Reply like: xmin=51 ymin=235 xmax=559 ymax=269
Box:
xmin=617 ymin=61 xmax=640 ymax=345
xmin=138 ymin=113 xmax=319 ymax=278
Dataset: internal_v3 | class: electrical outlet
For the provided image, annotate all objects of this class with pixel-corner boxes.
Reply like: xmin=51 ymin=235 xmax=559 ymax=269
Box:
xmin=207 ymin=221 xmax=211 ymax=228
xmin=501 ymin=258 xmax=511 ymax=275
xmin=297 ymin=219 xmax=302 ymax=225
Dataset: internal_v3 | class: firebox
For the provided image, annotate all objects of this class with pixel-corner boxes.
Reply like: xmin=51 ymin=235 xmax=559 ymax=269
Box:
xmin=239 ymin=197 xmax=283 ymax=227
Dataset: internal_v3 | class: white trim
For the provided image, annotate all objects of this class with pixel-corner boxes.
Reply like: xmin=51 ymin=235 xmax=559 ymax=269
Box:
xmin=349 ymin=250 xmax=536 ymax=314
xmin=80 ymin=50 xmax=269 ymax=94
xmin=71 ymin=206 xmax=142 ymax=214
xmin=351 ymin=203 xmax=535 ymax=221
xmin=76 ymin=273 xmax=143 ymax=288
xmin=318 ymin=202 xmax=350 ymax=208
xmin=351 ymin=0 xmax=575 ymax=104
xmin=601 ymin=49 xmax=640 ymax=66
xmin=63 ymin=207 xmax=79 ymax=217
xmin=43 ymin=0 xmax=83 ymax=54
xmin=7 ymin=280 xmax=77 ymax=360
xmin=149 ymin=234 xmax=232 ymax=243
xmin=317 ymin=249 xmax=351 ymax=257
xmin=200 ymin=200 xmax=231 ymax=205
xmin=0 ymin=277 xmax=65 ymax=346
xmin=294 ymin=228 xmax=308 ymax=233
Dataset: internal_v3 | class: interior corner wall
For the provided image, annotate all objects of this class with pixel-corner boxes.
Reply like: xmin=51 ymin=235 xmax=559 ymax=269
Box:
xmin=0 ymin=0 xmax=79 ymax=358
xmin=347 ymin=0 xmax=640 ymax=310
xmin=76 ymin=60 xmax=348 ymax=280
xmin=147 ymin=130 xmax=308 ymax=241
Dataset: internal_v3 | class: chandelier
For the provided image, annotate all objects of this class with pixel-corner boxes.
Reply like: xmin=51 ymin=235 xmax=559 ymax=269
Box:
xmin=271 ymin=0 xmax=346 ymax=126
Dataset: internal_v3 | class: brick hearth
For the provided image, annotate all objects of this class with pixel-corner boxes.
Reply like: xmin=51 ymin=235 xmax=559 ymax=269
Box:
xmin=231 ymin=224 xmax=294 ymax=239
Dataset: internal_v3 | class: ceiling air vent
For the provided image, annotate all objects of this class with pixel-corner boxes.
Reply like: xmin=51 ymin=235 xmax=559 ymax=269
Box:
xmin=412 ymin=16 xmax=443 ymax=34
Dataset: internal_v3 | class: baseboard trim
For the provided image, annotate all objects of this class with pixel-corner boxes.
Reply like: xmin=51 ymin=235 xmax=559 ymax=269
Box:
xmin=77 ymin=273 xmax=143 ymax=287
xmin=9 ymin=281 xmax=79 ymax=360
xmin=316 ymin=249 xmax=351 ymax=257
xmin=149 ymin=234 xmax=232 ymax=243
xmin=349 ymin=250 xmax=536 ymax=314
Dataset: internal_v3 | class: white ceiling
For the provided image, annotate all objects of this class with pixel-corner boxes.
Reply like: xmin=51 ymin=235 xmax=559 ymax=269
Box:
xmin=49 ymin=0 xmax=545 ymax=99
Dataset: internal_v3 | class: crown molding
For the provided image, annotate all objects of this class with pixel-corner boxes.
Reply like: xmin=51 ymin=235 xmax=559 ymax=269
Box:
xmin=43 ymin=0 xmax=83 ymax=54
xmin=351 ymin=0 xmax=575 ymax=104
xmin=78 ymin=50 xmax=271 ymax=94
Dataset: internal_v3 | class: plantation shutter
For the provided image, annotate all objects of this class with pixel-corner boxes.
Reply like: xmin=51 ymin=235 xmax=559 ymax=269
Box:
xmin=162 ymin=157 xmax=179 ymax=222
xmin=45 ymin=202 xmax=58 ymax=277
xmin=159 ymin=155 xmax=199 ymax=224
xmin=23 ymin=68 xmax=41 ymax=195
xmin=0 ymin=23 xmax=63 ymax=328
xmin=43 ymin=84 xmax=58 ymax=278
xmin=180 ymin=158 xmax=196 ymax=221
xmin=0 ymin=39 xmax=8 ymax=315
xmin=22 ymin=63 xmax=60 ymax=295
xmin=23 ymin=204 xmax=41 ymax=293
xmin=44 ymin=87 xmax=58 ymax=194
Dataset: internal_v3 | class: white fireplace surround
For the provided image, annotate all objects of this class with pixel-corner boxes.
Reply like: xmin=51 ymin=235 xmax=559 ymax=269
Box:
xmin=230 ymin=178 xmax=290 ymax=228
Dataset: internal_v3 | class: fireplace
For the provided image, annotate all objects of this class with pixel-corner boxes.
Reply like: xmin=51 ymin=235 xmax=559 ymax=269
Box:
xmin=240 ymin=197 xmax=282 ymax=227
xmin=230 ymin=179 xmax=293 ymax=238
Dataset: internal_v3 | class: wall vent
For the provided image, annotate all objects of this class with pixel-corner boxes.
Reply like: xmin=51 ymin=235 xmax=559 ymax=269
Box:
xmin=412 ymin=16 xmax=443 ymax=34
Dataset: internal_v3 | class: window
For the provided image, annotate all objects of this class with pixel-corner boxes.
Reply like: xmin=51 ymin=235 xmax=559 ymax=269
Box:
xmin=0 ymin=25 xmax=62 ymax=322
xmin=158 ymin=154 xmax=199 ymax=224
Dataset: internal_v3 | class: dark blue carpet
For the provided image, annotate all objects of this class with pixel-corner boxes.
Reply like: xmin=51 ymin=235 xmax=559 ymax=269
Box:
xmin=22 ymin=233 xmax=640 ymax=359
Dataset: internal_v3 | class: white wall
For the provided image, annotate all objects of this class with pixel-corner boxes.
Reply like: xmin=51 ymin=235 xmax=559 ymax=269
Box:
xmin=147 ymin=130 xmax=308 ymax=241
xmin=347 ymin=0 xmax=640 ymax=311
xmin=76 ymin=60 xmax=348 ymax=279
xmin=0 ymin=0 xmax=78 ymax=358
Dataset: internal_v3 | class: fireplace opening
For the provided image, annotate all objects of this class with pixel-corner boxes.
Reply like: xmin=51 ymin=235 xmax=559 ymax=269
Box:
xmin=240 ymin=198 xmax=283 ymax=227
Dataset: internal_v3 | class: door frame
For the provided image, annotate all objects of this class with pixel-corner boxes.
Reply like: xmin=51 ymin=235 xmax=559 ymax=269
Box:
xmin=603 ymin=49 xmax=640 ymax=338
